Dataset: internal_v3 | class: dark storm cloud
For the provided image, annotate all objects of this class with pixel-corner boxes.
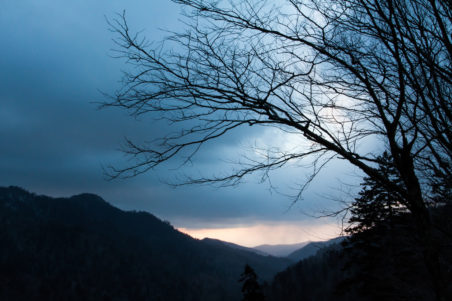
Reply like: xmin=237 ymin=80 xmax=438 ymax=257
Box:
xmin=0 ymin=0 xmax=355 ymax=230
xmin=1 ymin=2 xmax=170 ymax=164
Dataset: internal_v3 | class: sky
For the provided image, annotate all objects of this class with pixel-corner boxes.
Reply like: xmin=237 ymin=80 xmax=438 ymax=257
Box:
xmin=0 ymin=0 xmax=363 ymax=246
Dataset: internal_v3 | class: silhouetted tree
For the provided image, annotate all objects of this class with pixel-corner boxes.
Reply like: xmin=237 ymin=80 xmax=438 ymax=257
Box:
xmin=342 ymin=153 xmax=452 ymax=300
xmin=239 ymin=264 xmax=265 ymax=301
xmin=346 ymin=152 xmax=405 ymax=234
xmin=106 ymin=1 xmax=451 ymax=299
xmin=342 ymin=153 xmax=422 ymax=300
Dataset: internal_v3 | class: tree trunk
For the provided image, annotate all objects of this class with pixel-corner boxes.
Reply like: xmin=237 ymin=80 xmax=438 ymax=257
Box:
xmin=402 ymin=169 xmax=446 ymax=301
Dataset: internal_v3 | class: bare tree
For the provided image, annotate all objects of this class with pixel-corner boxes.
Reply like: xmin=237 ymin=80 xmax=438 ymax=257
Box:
xmin=105 ymin=1 xmax=451 ymax=299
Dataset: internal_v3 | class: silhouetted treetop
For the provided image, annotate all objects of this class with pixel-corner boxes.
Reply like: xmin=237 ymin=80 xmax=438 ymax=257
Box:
xmin=240 ymin=264 xmax=265 ymax=301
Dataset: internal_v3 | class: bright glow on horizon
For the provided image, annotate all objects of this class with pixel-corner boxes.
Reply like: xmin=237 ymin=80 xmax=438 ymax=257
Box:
xmin=178 ymin=221 xmax=342 ymax=247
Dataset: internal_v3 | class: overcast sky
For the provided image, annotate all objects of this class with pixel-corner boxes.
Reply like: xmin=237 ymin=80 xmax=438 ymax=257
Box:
xmin=0 ymin=0 xmax=364 ymax=246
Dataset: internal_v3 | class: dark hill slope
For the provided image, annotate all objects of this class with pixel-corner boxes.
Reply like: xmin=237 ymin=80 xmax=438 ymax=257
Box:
xmin=267 ymin=206 xmax=452 ymax=301
xmin=253 ymin=242 xmax=309 ymax=257
xmin=0 ymin=186 xmax=290 ymax=301
xmin=286 ymin=237 xmax=345 ymax=262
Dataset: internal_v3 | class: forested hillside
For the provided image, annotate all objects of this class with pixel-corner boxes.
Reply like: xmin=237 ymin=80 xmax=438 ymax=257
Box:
xmin=1 ymin=186 xmax=450 ymax=300
xmin=266 ymin=204 xmax=452 ymax=301
xmin=0 ymin=186 xmax=291 ymax=301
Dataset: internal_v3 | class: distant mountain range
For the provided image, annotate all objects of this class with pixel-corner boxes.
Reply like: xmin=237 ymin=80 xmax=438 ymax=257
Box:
xmin=200 ymin=235 xmax=344 ymax=263
xmin=201 ymin=238 xmax=269 ymax=256
xmin=253 ymin=241 xmax=310 ymax=257
xmin=0 ymin=186 xmax=292 ymax=301
xmin=285 ymin=237 xmax=345 ymax=262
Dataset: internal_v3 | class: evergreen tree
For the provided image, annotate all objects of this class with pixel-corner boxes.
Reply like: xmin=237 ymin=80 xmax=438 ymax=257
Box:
xmin=347 ymin=152 xmax=405 ymax=235
xmin=430 ymin=171 xmax=452 ymax=206
xmin=343 ymin=153 xmax=435 ymax=300
xmin=239 ymin=264 xmax=265 ymax=301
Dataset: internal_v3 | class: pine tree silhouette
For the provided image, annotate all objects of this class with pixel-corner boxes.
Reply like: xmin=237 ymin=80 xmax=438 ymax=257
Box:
xmin=239 ymin=264 xmax=265 ymax=301
xmin=347 ymin=152 xmax=405 ymax=234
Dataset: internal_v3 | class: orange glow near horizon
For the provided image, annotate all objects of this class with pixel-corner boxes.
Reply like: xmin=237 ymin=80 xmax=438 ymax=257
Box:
xmin=178 ymin=222 xmax=342 ymax=247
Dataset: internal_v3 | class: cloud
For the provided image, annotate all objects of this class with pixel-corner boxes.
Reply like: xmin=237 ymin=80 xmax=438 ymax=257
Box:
xmin=0 ymin=0 xmax=359 ymax=242
xmin=178 ymin=219 xmax=342 ymax=247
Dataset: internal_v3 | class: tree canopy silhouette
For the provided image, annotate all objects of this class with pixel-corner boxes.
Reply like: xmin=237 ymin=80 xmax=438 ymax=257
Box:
xmin=106 ymin=0 xmax=450 ymax=214
xmin=239 ymin=264 xmax=265 ymax=301
xmin=105 ymin=1 xmax=451 ymax=299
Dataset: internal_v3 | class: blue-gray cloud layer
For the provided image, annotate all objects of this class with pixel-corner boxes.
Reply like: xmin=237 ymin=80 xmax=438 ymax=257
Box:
xmin=0 ymin=0 xmax=358 ymax=228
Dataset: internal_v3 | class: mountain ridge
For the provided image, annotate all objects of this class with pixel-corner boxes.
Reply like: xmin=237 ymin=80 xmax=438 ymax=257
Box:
xmin=201 ymin=237 xmax=269 ymax=256
xmin=286 ymin=236 xmax=345 ymax=262
xmin=253 ymin=241 xmax=311 ymax=257
xmin=0 ymin=186 xmax=292 ymax=301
